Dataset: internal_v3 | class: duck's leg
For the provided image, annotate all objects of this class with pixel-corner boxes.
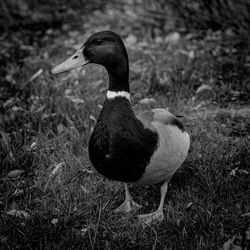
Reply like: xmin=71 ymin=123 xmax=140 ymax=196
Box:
xmin=138 ymin=181 xmax=168 ymax=225
xmin=114 ymin=183 xmax=142 ymax=213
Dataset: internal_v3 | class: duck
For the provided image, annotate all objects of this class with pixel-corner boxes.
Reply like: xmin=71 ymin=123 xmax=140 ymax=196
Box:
xmin=51 ymin=31 xmax=190 ymax=224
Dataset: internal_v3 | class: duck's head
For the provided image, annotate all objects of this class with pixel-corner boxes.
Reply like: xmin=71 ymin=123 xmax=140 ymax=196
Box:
xmin=51 ymin=31 xmax=129 ymax=92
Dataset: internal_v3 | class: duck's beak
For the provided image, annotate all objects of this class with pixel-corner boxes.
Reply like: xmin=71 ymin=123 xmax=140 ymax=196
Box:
xmin=51 ymin=49 xmax=88 ymax=74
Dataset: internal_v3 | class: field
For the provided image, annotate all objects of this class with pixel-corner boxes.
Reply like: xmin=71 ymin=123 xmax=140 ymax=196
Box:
xmin=0 ymin=2 xmax=250 ymax=249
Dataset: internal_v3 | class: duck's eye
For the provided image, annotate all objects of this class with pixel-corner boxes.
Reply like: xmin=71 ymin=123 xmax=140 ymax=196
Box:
xmin=95 ymin=39 xmax=103 ymax=45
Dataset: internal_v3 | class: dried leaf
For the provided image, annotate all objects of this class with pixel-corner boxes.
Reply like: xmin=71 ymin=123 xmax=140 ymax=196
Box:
xmin=193 ymin=101 xmax=206 ymax=110
xmin=0 ymin=235 xmax=8 ymax=244
xmin=92 ymin=79 xmax=103 ymax=88
xmin=8 ymin=151 xmax=15 ymax=161
xmin=80 ymin=227 xmax=90 ymax=237
xmin=46 ymin=162 xmax=64 ymax=189
xmin=3 ymin=98 xmax=15 ymax=108
xmin=229 ymin=167 xmax=248 ymax=176
xmin=0 ymin=131 xmax=10 ymax=148
xmin=238 ymin=169 xmax=249 ymax=175
xmin=186 ymin=202 xmax=193 ymax=209
xmin=12 ymin=189 xmax=24 ymax=197
xmin=12 ymin=106 xmax=24 ymax=112
xmin=64 ymin=89 xmax=72 ymax=95
xmin=30 ymin=141 xmax=37 ymax=149
xmin=90 ymin=115 xmax=97 ymax=123
xmin=139 ymin=97 xmax=156 ymax=105
xmin=7 ymin=170 xmax=24 ymax=178
xmin=125 ymin=34 xmax=137 ymax=47
xmin=57 ymin=123 xmax=65 ymax=134
xmin=241 ymin=212 xmax=250 ymax=217
xmin=64 ymin=115 xmax=79 ymax=136
xmin=90 ymin=126 xmax=94 ymax=133
xmin=35 ymin=104 xmax=46 ymax=113
xmin=164 ymin=32 xmax=180 ymax=44
xmin=51 ymin=162 xmax=64 ymax=177
xmin=5 ymin=75 xmax=15 ymax=84
xmin=65 ymin=96 xmax=84 ymax=104
xmin=41 ymin=113 xmax=56 ymax=120
xmin=155 ymin=36 xmax=163 ymax=43
xmin=7 ymin=209 xmax=30 ymax=219
xmin=51 ymin=218 xmax=59 ymax=225
xmin=80 ymin=185 xmax=89 ymax=194
xmin=189 ymin=50 xmax=195 ymax=59
xmin=229 ymin=167 xmax=238 ymax=176
xmin=223 ymin=238 xmax=233 ymax=250
xmin=196 ymin=84 xmax=212 ymax=94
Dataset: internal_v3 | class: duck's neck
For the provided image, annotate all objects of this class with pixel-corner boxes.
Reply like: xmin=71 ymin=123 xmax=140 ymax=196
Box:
xmin=106 ymin=68 xmax=130 ymax=101
xmin=107 ymin=54 xmax=130 ymax=93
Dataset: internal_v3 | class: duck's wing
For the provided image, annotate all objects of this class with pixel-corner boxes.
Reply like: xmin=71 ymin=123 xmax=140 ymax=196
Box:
xmin=135 ymin=108 xmax=190 ymax=185
xmin=136 ymin=108 xmax=185 ymax=132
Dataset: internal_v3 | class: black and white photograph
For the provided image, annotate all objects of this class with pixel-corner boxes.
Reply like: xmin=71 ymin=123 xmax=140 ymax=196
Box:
xmin=0 ymin=0 xmax=249 ymax=249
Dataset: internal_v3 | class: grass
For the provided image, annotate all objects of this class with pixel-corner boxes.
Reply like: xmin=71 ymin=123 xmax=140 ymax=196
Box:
xmin=1 ymin=6 xmax=250 ymax=250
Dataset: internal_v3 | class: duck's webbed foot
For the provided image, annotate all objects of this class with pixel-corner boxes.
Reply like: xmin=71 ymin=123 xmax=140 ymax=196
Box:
xmin=114 ymin=198 xmax=142 ymax=213
xmin=138 ymin=209 xmax=164 ymax=225
xmin=114 ymin=183 xmax=142 ymax=213
xmin=138 ymin=181 xmax=169 ymax=225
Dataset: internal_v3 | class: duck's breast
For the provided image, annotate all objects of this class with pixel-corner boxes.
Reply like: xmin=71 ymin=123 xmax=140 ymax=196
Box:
xmin=88 ymin=98 xmax=159 ymax=183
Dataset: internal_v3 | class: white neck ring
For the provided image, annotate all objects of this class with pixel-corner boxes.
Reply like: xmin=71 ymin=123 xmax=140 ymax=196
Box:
xmin=107 ymin=90 xmax=130 ymax=101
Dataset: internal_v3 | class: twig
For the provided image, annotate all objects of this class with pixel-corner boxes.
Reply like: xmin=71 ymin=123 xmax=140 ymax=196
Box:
xmin=22 ymin=69 xmax=43 ymax=88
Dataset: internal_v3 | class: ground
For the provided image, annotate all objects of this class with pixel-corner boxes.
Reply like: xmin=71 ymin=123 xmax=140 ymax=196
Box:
xmin=0 ymin=6 xmax=250 ymax=250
